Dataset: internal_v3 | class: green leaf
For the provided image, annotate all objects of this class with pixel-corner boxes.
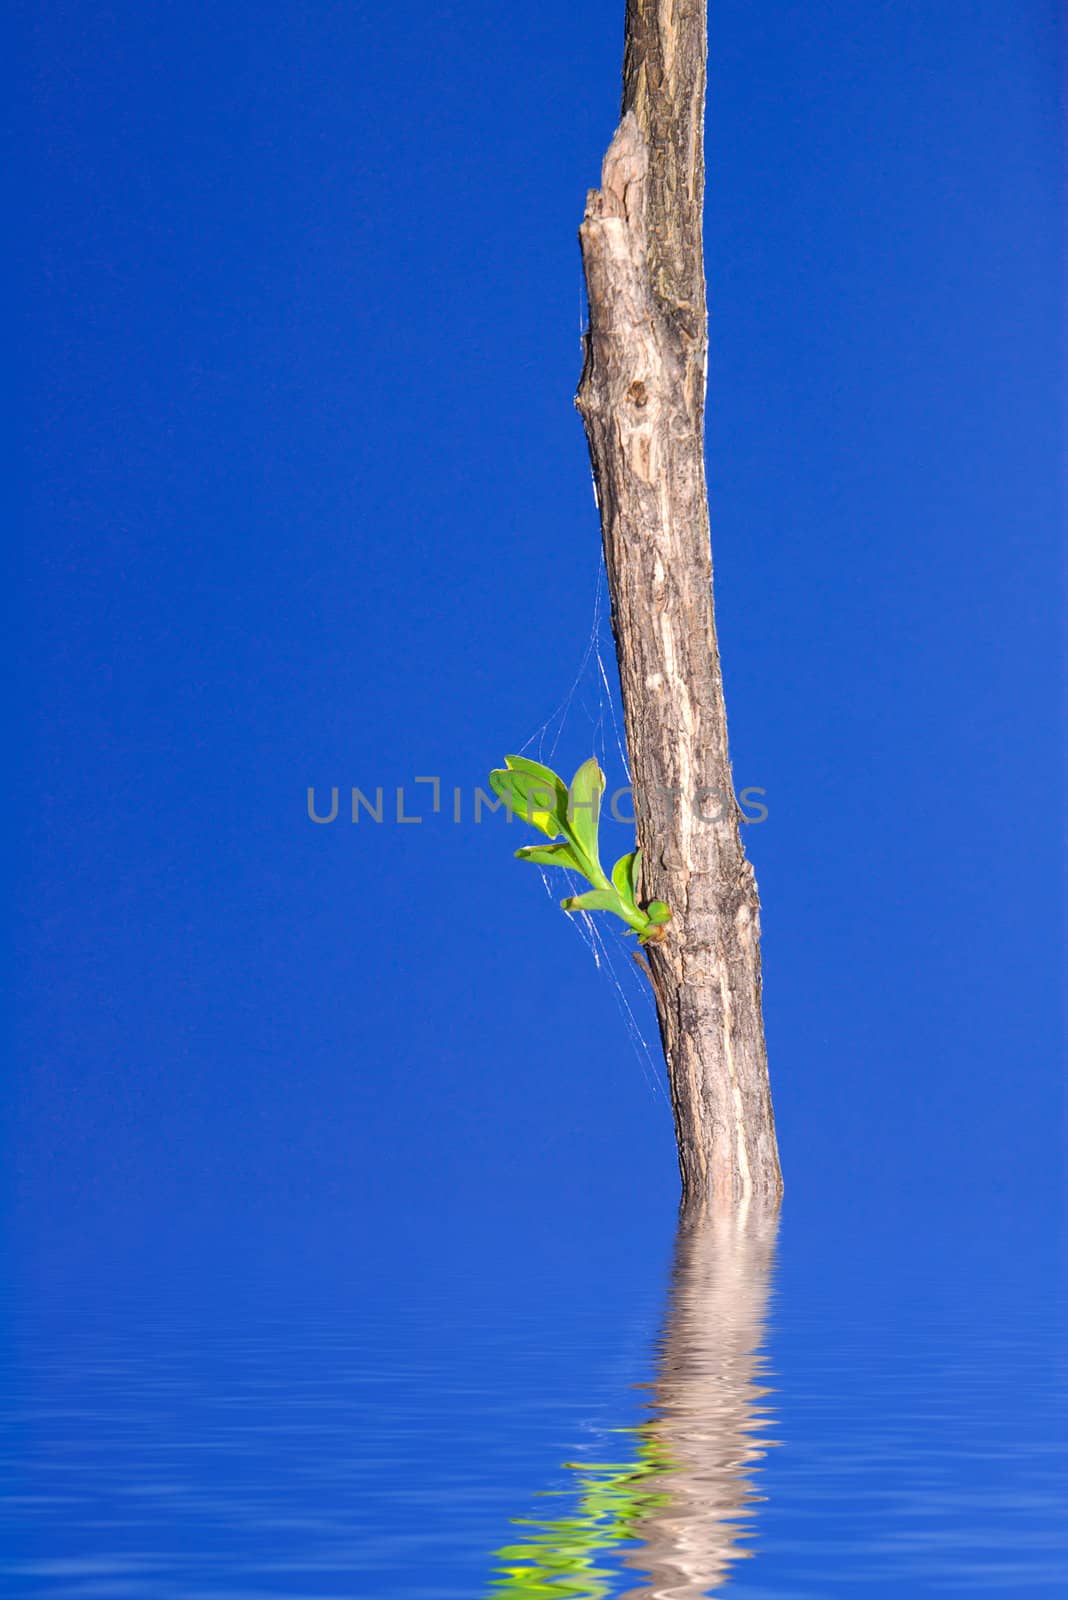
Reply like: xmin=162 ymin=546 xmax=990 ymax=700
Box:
xmin=611 ymin=850 xmax=641 ymax=916
xmin=489 ymin=767 xmax=566 ymax=835
xmin=515 ymin=841 xmax=583 ymax=871
xmin=560 ymin=888 xmax=619 ymax=914
xmin=504 ymin=754 xmax=569 ymax=811
xmin=567 ymin=757 xmax=605 ymax=869
xmin=492 ymin=749 xmax=662 ymax=942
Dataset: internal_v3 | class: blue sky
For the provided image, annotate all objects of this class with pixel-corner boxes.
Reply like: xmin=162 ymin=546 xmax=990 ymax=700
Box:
xmin=12 ymin=0 xmax=1063 ymax=1299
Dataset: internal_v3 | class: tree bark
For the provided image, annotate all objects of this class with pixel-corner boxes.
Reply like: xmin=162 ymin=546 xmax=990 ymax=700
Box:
xmin=576 ymin=0 xmax=782 ymax=1201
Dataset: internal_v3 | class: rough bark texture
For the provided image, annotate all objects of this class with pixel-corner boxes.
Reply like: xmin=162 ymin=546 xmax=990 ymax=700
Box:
xmin=576 ymin=0 xmax=782 ymax=1201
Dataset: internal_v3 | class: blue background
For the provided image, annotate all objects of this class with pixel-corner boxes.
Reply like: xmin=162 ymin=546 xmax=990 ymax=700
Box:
xmin=12 ymin=0 xmax=1063 ymax=1310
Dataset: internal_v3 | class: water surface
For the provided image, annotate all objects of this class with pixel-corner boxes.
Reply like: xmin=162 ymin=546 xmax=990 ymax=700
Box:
xmin=3 ymin=1208 xmax=1065 ymax=1597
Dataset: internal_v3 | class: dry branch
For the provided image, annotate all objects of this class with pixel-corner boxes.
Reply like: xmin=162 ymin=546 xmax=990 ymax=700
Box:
xmin=576 ymin=0 xmax=782 ymax=1200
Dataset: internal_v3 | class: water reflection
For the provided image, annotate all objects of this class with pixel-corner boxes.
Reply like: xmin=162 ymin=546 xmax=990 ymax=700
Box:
xmin=488 ymin=1199 xmax=780 ymax=1598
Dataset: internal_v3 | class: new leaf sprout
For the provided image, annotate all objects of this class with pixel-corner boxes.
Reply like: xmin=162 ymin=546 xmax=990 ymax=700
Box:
xmin=488 ymin=755 xmax=672 ymax=945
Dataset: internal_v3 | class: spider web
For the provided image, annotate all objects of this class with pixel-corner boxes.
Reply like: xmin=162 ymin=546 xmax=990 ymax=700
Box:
xmin=516 ymin=556 xmax=671 ymax=1116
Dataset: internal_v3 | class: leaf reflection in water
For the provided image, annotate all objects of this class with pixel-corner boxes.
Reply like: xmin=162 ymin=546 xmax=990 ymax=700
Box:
xmin=488 ymin=1199 xmax=780 ymax=1599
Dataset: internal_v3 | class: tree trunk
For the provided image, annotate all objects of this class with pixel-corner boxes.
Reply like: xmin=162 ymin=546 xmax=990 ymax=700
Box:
xmin=576 ymin=0 xmax=782 ymax=1201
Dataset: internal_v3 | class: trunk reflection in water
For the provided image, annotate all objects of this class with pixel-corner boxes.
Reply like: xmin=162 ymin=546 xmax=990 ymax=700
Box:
xmin=488 ymin=1200 xmax=780 ymax=1598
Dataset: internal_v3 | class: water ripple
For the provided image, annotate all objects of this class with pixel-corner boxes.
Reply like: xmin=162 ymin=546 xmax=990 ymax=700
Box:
xmin=2 ymin=1213 xmax=1065 ymax=1597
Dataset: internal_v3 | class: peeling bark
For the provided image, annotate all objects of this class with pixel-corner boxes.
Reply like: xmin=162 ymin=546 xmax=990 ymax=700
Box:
xmin=576 ymin=0 xmax=782 ymax=1200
